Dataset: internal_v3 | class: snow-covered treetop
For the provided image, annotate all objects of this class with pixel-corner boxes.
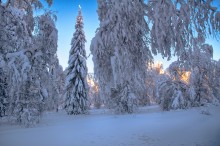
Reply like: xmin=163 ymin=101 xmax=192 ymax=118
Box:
xmin=76 ymin=5 xmax=83 ymax=28
xmin=97 ymin=0 xmax=108 ymax=22
xmin=34 ymin=11 xmax=58 ymax=68
xmin=70 ymin=6 xmax=86 ymax=59
xmin=0 ymin=0 xmax=53 ymax=9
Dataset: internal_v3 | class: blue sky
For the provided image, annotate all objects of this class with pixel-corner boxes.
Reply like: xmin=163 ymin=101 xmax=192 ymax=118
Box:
xmin=47 ymin=0 xmax=220 ymax=72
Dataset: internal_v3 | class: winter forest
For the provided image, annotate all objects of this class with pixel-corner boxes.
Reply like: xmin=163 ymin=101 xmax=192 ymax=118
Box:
xmin=1 ymin=0 xmax=220 ymax=146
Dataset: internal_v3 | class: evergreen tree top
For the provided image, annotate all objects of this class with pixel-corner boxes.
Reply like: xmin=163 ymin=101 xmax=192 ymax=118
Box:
xmin=69 ymin=4 xmax=86 ymax=60
xmin=75 ymin=5 xmax=83 ymax=29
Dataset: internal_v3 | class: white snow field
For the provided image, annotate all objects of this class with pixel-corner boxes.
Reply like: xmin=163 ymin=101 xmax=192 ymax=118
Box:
xmin=0 ymin=105 xmax=220 ymax=146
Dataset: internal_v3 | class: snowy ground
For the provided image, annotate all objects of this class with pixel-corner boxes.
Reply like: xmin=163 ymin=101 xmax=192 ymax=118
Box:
xmin=0 ymin=105 xmax=220 ymax=146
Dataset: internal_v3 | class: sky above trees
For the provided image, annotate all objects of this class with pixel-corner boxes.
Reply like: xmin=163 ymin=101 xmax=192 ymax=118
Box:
xmin=43 ymin=0 xmax=220 ymax=72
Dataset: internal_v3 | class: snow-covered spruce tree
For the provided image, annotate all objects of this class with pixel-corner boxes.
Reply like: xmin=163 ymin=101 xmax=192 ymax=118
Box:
xmin=156 ymin=73 xmax=188 ymax=111
xmin=13 ymin=72 xmax=44 ymax=127
xmin=65 ymin=6 xmax=89 ymax=115
xmin=153 ymin=60 xmax=192 ymax=111
xmin=91 ymin=0 xmax=152 ymax=113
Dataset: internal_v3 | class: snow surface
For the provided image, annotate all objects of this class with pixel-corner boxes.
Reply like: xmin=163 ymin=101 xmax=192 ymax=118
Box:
xmin=0 ymin=105 xmax=220 ymax=146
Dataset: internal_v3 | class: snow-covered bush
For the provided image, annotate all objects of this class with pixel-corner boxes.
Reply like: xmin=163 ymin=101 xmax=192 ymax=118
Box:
xmin=201 ymin=109 xmax=211 ymax=116
xmin=18 ymin=108 xmax=40 ymax=127
xmin=156 ymin=74 xmax=188 ymax=111
xmin=13 ymin=75 xmax=44 ymax=127
xmin=110 ymin=83 xmax=138 ymax=114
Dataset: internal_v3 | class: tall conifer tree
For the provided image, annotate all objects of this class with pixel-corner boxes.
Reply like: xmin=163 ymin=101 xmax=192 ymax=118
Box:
xmin=65 ymin=6 xmax=88 ymax=115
